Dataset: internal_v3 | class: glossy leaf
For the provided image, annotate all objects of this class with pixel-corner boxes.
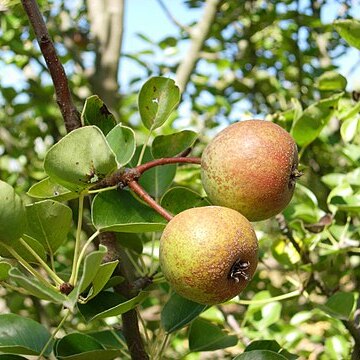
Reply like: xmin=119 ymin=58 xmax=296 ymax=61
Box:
xmin=138 ymin=76 xmax=180 ymax=130
xmin=151 ymin=130 xmax=197 ymax=158
xmin=161 ymin=292 xmax=207 ymax=333
xmin=161 ymin=187 xmax=210 ymax=215
xmin=106 ymin=123 xmax=136 ymax=167
xmin=233 ymin=350 xmax=289 ymax=360
xmin=131 ymin=146 xmax=176 ymax=198
xmin=24 ymin=200 xmax=72 ymax=254
xmin=319 ymin=292 xmax=355 ymax=320
xmin=78 ymin=291 xmax=148 ymax=322
xmin=44 ymin=126 xmax=117 ymax=192
xmin=55 ymin=332 xmax=122 ymax=360
xmin=9 ymin=268 xmax=66 ymax=303
xmin=0 ymin=313 xmax=52 ymax=356
xmin=82 ymin=260 xmax=119 ymax=302
xmin=87 ymin=330 xmax=125 ymax=349
xmin=81 ymin=95 xmax=117 ymax=135
xmin=189 ymin=318 xmax=238 ymax=352
xmin=334 ymin=19 xmax=360 ymax=50
xmin=27 ymin=177 xmax=78 ymax=201
xmin=245 ymin=341 xmax=298 ymax=359
xmin=291 ymin=93 xmax=342 ymax=146
xmin=0 ymin=180 xmax=26 ymax=244
xmin=316 ymin=71 xmax=347 ymax=91
xmin=92 ymin=190 xmax=167 ymax=233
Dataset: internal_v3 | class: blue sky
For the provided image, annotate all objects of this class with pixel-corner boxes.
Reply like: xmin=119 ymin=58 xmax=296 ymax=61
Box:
xmin=1 ymin=1 xmax=359 ymax=99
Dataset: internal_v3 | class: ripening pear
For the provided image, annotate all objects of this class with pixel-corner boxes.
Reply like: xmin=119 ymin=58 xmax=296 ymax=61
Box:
xmin=201 ymin=120 xmax=300 ymax=221
xmin=159 ymin=206 xmax=258 ymax=305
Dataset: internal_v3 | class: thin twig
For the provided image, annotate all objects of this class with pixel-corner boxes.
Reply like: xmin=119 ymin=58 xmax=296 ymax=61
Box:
xmin=136 ymin=157 xmax=201 ymax=175
xmin=21 ymin=0 xmax=81 ymax=132
xmin=156 ymin=0 xmax=190 ymax=33
xmin=128 ymin=181 xmax=173 ymax=221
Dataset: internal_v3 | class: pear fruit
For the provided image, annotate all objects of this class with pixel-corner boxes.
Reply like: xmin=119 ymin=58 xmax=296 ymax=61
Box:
xmin=159 ymin=206 xmax=258 ymax=305
xmin=201 ymin=120 xmax=299 ymax=221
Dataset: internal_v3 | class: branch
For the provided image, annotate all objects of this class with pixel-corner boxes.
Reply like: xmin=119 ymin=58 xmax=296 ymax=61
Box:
xmin=21 ymin=0 xmax=81 ymax=133
xmin=136 ymin=157 xmax=201 ymax=174
xmin=175 ymin=0 xmax=220 ymax=92
xmin=99 ymin=232 xmax=149 ymax=360
xmin=128 ymin=181 xmax=173 ymax=221
xmin=156 ymin=0 xmax=190 ymax=33
xmin=91 ymin=157 xmax=201 ymax=190
xmin=87 ymin=0 xmax=125 ymax=112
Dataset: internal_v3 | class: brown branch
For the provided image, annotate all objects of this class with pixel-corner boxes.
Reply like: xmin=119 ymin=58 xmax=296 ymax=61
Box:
xmin=136 ymin=157 xmax=201 ymax=175
xmin=91 ymin=157 xmax=201 ymax=190
xmin=99 ymin=232 xmax=149 ymax=360
xmin=128 ymin=181 xmax=173 ymax=221
xmin=21 ymin=0 xmax=81 ymax=133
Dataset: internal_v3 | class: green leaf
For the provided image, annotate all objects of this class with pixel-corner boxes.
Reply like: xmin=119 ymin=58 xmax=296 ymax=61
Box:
xmin=24 ymin=200 xmax=72 ymax=254
xmin=161 ymin=187 xmax=210 ymax=215
xmin=131 ymin=146 xmax=177 ymax=198
xmin=82 ymin=260 xmax=119 ymax=302
xmin=0 ymin=356 xmax=28 ymax=360
xmin=78 ymin=245 xmax=107 ymax=294
xmin=340 ymin=116 xmax=359 ymax=143
xmin=151 ymin=130 xmax=197 ymax=158
xmin=0 ymin=313 xmax=52 ymax=356
xmin=334 ymin=19 xmax=360 ymax=50
xmin=245 ymin=341 xmax=298 ymax=359
xmin=161 ymin=292 xmax=207 ymax=333
xmin=44 ymin=126 xmax=117 ymax=192
xmin=78 ymin=291 xmax=148 ymax=322
xmin=189 ymin=318 xmax=238 ymax=352
xmin=106 ymin=123 xmax=136 ymax=167
xmin=0 ymin=180 xmax=26 ymax=244
xmin=316 ymin=71 xmax=347 ymax=91
xmin=87 ymin=330 xmax=125 ymax=349
xmin=257 ymin=302 xmax=282 ymax=330
xmin=245 ymin=341 xmax=281 ymax=353
xmin=27 ymin=177 xmax=78 ymax=201
xmin=319 ymin=292 xmax=355 ymax=320
xmin=233 ymin=350 xmax=289 ymax=360
xmin=338 ymin=101 xmax=360 ymax=122
xmin=92 ymin=190 xmax=167 ymax=233
xmin=138 ymin=77 xmax=180 ymax=130
xmin=81 ymin=95 xmax=117 ymax=135
xmin=115 ymin=233 xmax=143 ymax=254
xmin=9 ymin=268 xmax=66 ymax=303
xmin=55 ymin=332 xmax=123 ymax=360
xmin=291 ymin=93 xmax=342 ymax=146
xmin=0 ymin=236 xmax=47 ymax=264
xmin=0 ymin=262 xmax=11 ymax=281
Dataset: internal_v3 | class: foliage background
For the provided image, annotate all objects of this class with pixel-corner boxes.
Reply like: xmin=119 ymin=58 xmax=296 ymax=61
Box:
xmin=0 ymin=0 xmax=359 ymax=359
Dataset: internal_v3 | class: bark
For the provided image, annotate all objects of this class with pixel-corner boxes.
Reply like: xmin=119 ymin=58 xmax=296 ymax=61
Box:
xmin=87 ymin=0 xmax=125 ymax=112
xmin=175 ymin=0 xmax=220 ymax=92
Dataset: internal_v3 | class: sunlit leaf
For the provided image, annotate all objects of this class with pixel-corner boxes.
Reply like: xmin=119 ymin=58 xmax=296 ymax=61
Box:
xmin=334 ymin=19 xmax=360 ymax=50
xmin=138 ymin=77 xmax=180 ymax=130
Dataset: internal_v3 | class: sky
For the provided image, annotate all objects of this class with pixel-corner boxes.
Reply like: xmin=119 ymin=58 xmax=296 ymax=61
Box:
xmin=0 ymin=0 xmax=360 ymax=102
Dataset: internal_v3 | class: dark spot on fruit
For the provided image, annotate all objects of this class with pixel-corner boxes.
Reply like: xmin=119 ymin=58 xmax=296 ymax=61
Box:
xmin=153 ymin=86 xmax=157 ymax=92
xmin=229 ymin=259 xmax=251 ymax=282
xmin=75 ymin=161 xmax=79 ymax=165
